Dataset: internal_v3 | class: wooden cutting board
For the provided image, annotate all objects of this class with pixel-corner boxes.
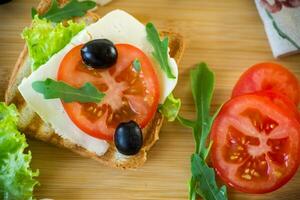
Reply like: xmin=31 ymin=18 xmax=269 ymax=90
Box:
xmin=0 ymin=0 xmax=300 ymax=199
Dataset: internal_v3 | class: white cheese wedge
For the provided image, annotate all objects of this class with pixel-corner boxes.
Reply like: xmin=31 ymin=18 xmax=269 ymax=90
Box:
xmin=18 ymin=9 xmax=178 ymax=156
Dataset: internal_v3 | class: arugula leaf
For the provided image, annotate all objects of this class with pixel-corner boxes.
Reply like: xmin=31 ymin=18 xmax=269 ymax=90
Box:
xmin=32 ymin=78 xmax=105 ymax=103
xmin=192 ymin=154 xmax=227 ymax=200
xmin=0 ymin=103 xmax=39 ymax=199
xmin=177 ymin=63 xmax=227 ymax=200
xmin=32 ymin=0 xmax=96 ymax=23
xmin=132 ymin=58 xmax=141 ymax=73
xmin=177 ymin=115 xmax=195 ymax=128
xmin=146 ymin=23 xmax=176 ymax=79
xmin=190 ymin=63 xmax=214 ymax=157
xmin=159 ymin=93 xmax=181 ymax=121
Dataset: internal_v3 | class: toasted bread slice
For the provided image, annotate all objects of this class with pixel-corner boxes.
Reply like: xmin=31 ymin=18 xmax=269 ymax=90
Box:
xmin=5 ymin=0 xmax=185 ymax=169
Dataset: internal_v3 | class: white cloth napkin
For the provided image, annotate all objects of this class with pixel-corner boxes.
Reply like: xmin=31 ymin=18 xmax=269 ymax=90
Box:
xmin=255 ymin=0 xmax=300 ymax=58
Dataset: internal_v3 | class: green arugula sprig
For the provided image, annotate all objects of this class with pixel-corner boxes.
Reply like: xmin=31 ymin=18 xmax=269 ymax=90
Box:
xmin=132 ymin=58 xmax=141 ymax=73
xmin=32 ymin=78 xmax=105 ymax=103
xmin=146 ymin=23 xmax=176 ymax=79
xmin=177 ymin=63 xmax=227 ymax=200
xmin=145 ymin=22 xmax=181 ymax=120
xmin=32 ymin=0 xmax=96 ymax=23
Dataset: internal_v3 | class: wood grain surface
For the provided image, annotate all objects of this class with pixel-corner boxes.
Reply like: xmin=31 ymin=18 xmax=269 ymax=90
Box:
xmin=1 ymin=0 xmax=300 ymax=199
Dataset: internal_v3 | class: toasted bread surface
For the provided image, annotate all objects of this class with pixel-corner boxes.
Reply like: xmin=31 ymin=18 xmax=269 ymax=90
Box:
xmin=5 ymin=0 xmax=185 ymax=169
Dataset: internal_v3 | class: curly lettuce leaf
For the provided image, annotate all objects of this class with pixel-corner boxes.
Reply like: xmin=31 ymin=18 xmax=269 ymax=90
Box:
xmin=22 ymin=17 xmax=85 ymax=71
xmin=159 ymin=93 xmax=181 ymax=121
xmin=0 ymin=103 xmax=39 ymax=200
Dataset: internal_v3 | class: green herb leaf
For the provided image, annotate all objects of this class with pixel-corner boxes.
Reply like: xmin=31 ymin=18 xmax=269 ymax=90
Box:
xmin=191 ymin=154 xmax=227 ymax=200
xmin=159 ymin=93 xmax=181 ymax=121
xmin=133 ymin=58 xmax=141 ymax=72
xmin=22 ymin=17 xmax=85 ymax=71
xmin=190 ymin=63 xmax=215 ymax=157
xmin=177 ymin=63 xmax=227 ymax=200
xmin=32 ymin=78 xmax=105 ymax=103
xmin=146 ymin=22 xmax=176 ymax=79
xmin=34 ymin=0 xmax=96 ymax=23
xmin=31 ymin=8 xmax=38 ymax=19
xmin=0 ymin=103 xmax=39 ymax=199
xmin=177 ymin=115 xmax=195 ymax=128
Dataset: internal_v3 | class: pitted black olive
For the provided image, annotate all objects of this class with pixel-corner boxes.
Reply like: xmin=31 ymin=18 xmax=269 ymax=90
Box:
xmin=114 ymin=120 xmax=143 ymax=156
xmin=81 ymin=39 xmax=118 ymax=69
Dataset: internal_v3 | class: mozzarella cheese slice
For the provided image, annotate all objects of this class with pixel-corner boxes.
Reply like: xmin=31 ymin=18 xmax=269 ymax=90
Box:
xmin=18 ymin=10 xmax=178 ymax=156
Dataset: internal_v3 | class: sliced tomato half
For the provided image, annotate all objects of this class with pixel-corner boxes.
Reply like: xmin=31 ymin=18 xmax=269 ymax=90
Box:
xmin=58 ymin=44 xmax=160 ymax=141
xmin=210 ymin=94 xmax=300 ymax=194
xmin=232 ymin=62 xmax=300 ymax=105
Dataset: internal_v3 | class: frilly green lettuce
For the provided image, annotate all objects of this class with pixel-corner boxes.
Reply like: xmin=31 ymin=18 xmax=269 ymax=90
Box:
xmin=0 ymin=103 xmax=39 ymax=200
xmin=22 ymin=17 xmax=85 ymax=71
xmin=159 ymin=93 xmax=181 ymax=122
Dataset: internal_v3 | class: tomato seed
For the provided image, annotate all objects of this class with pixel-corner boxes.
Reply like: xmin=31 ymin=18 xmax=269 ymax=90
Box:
xmin=130 ymin=78 xmax=137 ymax=85
xmin=260 ymin=161 xmax=267 ymax=165
xmin=230 ymin=155 xmax=238 ymax=160
xmin=108 ymin=113 xmax=113 ymax=122
xmin=253 ymin=172 xmax=260 ymax=177
xmin=115 ymin=113 xmax=120 ymax=119
xmin=241 ymin=137 xmax=246 ymax=144
xmin=237 ymin=146 xmax=244 ymax=151
xmin=274 ymin=171 xmax=282 ymax=177
xmin=97 ymin=110 xmax=103 ymax=117
xmin=242 ymin=174 xmax=252 ymax=180
xmin=121 ymin=109 xmax=128 ymax=115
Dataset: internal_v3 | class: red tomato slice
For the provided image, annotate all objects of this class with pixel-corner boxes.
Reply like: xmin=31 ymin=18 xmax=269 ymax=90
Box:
xmin=232 ymin=62 xmax=300 ymax=105
xmin=210 ymin=94 xmax=300 ymax=194
xmin=254 ymin=90 xmax=300 ymax=122
xmin=58 ymin=44 xmax=160 ymax=141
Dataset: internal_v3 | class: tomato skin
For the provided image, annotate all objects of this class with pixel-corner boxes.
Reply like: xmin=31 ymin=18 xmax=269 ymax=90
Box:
xmin=210 ymin=94 xmax=300 ymax=194
xmin=232 ymin=62 xmax=300 ymax=105
xmin=254 ymin=90 xmax=300 ymax=122
xmin=58 ymin=44 xmax=160 ymax=141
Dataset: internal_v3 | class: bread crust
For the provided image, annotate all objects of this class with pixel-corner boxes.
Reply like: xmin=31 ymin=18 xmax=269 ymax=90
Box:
xmin=5 ymin=0 xmax=185 ymax=169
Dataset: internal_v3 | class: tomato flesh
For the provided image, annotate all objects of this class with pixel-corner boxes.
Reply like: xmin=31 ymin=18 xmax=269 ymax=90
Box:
xmin=232 ymin=62 xmax=300 ymax=105
xmin=58 ymin=44 xmax=160 ymax=141
xmin=211 ymin=94 xmax=300 ymax=193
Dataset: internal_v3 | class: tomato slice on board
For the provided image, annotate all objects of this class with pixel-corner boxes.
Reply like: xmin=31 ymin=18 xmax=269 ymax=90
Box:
xmin=210 ymin=94 xmax=300 ymax=194
xmin=232 ymin=62 xmax=300 ymax=105
xmin=58 ymin=44 xmax=160 ymax=141
xmin=254 ymin=90 xmax=300 ymax=122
